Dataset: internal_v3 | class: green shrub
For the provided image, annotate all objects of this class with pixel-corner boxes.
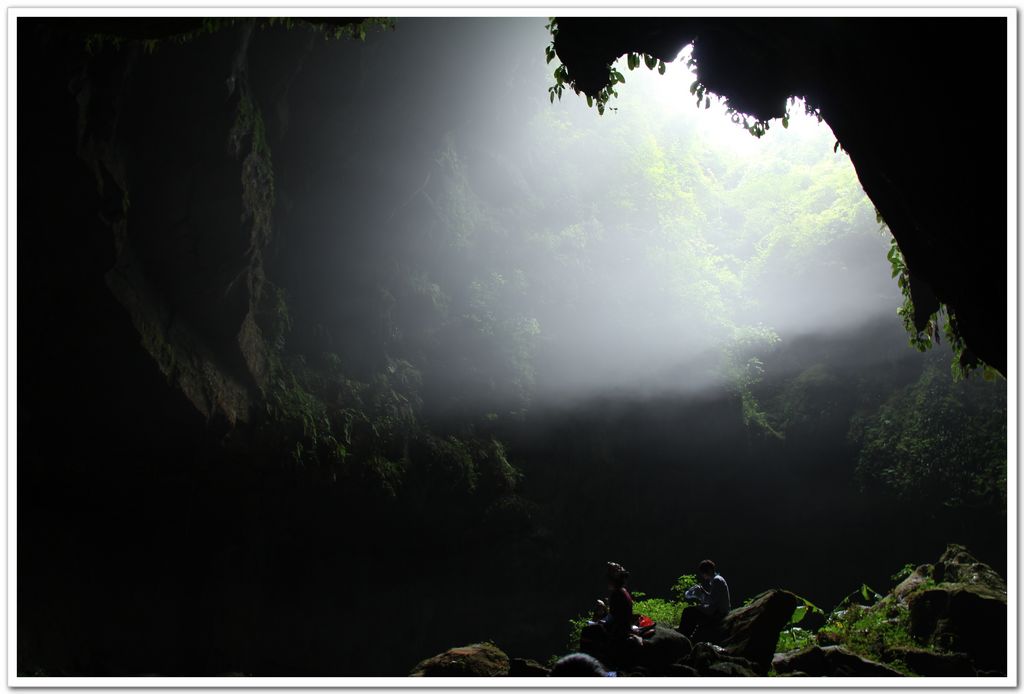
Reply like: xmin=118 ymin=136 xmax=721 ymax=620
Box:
xmin=566 ymin=614 xmax=589 ymax=652
xmin=633 ymin=597 xmax=684 ymax=627
xmin=562 ymin=574 xmax=698 ymax=654
xmin=776 ymin=626 xmax=816 ymax=652
xmin=817 ymin=598 xmax=920 ymax=674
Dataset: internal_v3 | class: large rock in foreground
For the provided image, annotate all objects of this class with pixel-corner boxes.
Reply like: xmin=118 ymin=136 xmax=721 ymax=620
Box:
xmin=636 ymin=624 xmax=692 ymax=672
xmin=508 ymin=657 xmax=550 ymax=676
xmin=887 ymin=647 xmax=976 ymax=677
xmin=901 ymin=545 xmax=1007 ymax=674
xmin=817 ymin=543 xmax=1005 ymax=676
xmin=717 ymin=589 xmax=800 ymax=671
xmin=410 ymin=643 xmax=510 ymax=677
xmin=773 ymin=646 xmax=904 ymax=677
xmin=686 ymin=642 xmax=760 ymax=677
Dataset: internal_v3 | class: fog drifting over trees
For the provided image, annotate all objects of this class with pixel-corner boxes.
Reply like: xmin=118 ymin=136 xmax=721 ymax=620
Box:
xmin=278 ymin=18 xmax=902 ymax=417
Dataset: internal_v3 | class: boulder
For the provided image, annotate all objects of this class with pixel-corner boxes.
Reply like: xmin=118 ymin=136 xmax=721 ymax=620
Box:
xmin=581 ymin=622 xmax=691 ymax=675
xmin=895 ymin=545 xmax=1006 ymax=602
xmin=932 ymin=545 xmax=1007 ymax=589
xmin=903 ymin=545 xmax=1006 ymax=674
xmin=686 ymin=642 xmax=760 ymax=677
xmin=666 ymin=664 xmax=699 ymax=677
xmin=892 ymin=565 xmax=934 ymax=601
xmin=772 ymin=646 xmax=904 ymax=677
xmin=907 ymin=587 xmax=1005 ymax=673
xmin=888 ymin=647 xmax=976 ymax=677
xmin=717 ymin=589 xmax=800 ymax=671
xmin=508 ymin=657 xmax=549 ymax=677
xmin=410 ymin=642 xmax=510 ymax=677
xmin=636 ymin=624 xmax=692 ymax=673
xmin=705 ymin=660 xmax=760 ymax=677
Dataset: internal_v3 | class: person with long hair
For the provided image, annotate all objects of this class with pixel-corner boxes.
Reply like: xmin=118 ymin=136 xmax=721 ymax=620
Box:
xmin=605 ymin=562 xmax=635 ymax=639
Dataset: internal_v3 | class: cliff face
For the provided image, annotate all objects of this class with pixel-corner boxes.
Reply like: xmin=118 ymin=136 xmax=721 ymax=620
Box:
xmin=553 ymin=17 xmax=1008 ymax=375
xmin=18 ymin=20 xmax=329 ymax=675
xmin=32 ymin=19 xmax=364 ymax=436
xmin=73 ymin=21 xmax=278 ymax=429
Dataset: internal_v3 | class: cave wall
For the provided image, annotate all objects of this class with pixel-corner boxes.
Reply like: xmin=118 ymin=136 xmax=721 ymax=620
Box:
xmin=72 ymin=21 xmax=277 ymax=429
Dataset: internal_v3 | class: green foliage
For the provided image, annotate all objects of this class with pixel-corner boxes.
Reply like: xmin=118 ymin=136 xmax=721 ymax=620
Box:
xmin=529 ymin=61 xmax=888 ymax=433
xmin=793 ymin=563 xmax=955 ymax=675
xmin=566 ymin=614 xmax=588 ymax=652
xmin=231 ymin=93 xmax=275 ymax=244
xmin=828 ymin=583 xmax=885 ymax=610
xmin=891 ymin=564 xmax=916 ymax=584
xmin=723 ymin=328 xmax=784 ymax=438
xmin=725 ymin=105 xmax=770 ymax=138
xmin=258 ymin=287 xmax=414 ymax=480
xmin=263 ymin=357 xmax=348 ymax=471
xmin=545 ymin=20 xmax=568 ymax=105
xmin=543 ymin=23 xmax=805 ymax=139
xmin=851 ymin=355 xmax=1007 ymax=510
xmin=762 ymin=363 xmax=848 ymax=439
xmin=790 ymin=595 xmax=826 ymax=622
xmin=671 ymin=574 xmax=699 ymax=601
xmin=85 ymin=18 xmax=240 ymax=53
xmin=83 ymin=32 xmax=128 ymax=55
xmin=816 ymin=598 xmax=920 ymax=674
xmin=544 ymin=18 xmax=664 ymax=116
xmin=776 ymin=626 xmax=816 ymax=652
xmin=304 ymin=17 xmax=395 ymax=42
xmin=885 ymin=231 xmax=999 ymax=381
xmin=83 ymin=17 xmax=393 ymax=55
xmin=774 ymin=593 xmax=826 ymax=652
xmin=633 ymin=596 xmax=685 ymax=627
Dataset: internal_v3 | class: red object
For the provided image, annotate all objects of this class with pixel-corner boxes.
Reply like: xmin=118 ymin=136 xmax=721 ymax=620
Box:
xmin=637 ymin=615 xmax=655 ymax=628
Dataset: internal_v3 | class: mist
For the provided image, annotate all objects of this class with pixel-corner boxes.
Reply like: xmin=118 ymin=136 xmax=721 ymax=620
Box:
xmin=274 ymin=18 xmax=900 ymax=414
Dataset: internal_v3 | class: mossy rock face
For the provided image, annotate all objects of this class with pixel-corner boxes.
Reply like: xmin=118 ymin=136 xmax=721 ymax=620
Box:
xmin=930 ymin=544 xmax=1007 ymax=600
xmin=896 ymin=544 xmax=1006 ymax=603
xmin=819 ymin=544 xmax=1005 ymax=676
xmin=900 ymin=545 xmax=1006 ymax=674
xmin=892 ymin=565 xmax=934 ymax=601
xmin=410 ymin=642 xmax=510 ymax=677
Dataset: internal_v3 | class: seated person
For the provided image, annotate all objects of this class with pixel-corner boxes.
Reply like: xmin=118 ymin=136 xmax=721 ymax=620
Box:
xmin=581 ymin=562 xmax=644 ymax=661
xmin=604 ymin=562 xmax=636 ymax=639
xmin=677 ymin=559 xmax=731 ymax=641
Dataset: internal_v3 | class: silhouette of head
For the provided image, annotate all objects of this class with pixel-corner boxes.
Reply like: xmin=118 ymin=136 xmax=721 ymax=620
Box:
xmin=606 ymin=561 xmax=629 ymax=587
xmin=549 ymin=653 xmax=609 ymax=676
